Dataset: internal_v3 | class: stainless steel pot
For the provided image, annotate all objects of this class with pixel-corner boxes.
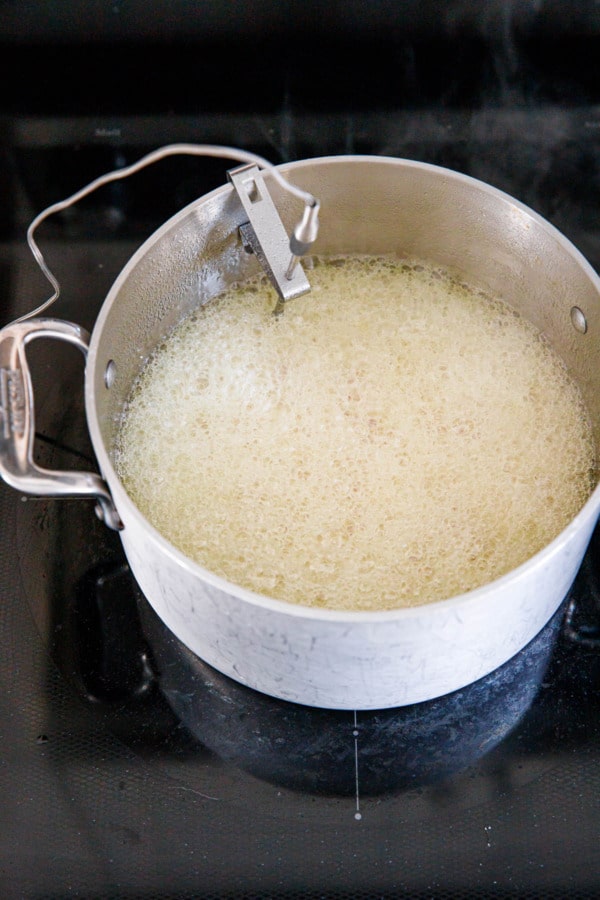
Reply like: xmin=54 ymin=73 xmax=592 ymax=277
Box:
xmin=2 ymin=155 xmax=600 ymax=709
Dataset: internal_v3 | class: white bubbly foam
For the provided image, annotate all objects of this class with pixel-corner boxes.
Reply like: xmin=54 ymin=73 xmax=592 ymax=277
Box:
xmin=115 ymin=256 xmax=597 ymax=610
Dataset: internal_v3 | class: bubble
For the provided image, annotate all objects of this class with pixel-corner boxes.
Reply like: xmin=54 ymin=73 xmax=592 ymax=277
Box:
xmin=115 ymin=255 xmax=596 ymax=611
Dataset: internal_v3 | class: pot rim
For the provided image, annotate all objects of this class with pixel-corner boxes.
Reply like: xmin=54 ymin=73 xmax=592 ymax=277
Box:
xmin=86 ymin=153 xmax=600 ymax=624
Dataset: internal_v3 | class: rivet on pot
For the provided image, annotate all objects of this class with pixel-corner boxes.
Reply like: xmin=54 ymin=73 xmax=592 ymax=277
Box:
xmin=104 ymin=359 xmax=117 ymax=389
xmin=570 ymin=306 xmax=588 ymax=334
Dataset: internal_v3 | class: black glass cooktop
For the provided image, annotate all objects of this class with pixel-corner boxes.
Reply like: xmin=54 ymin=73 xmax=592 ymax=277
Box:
xmin=2 ymin=10 xmax=600 ymax=897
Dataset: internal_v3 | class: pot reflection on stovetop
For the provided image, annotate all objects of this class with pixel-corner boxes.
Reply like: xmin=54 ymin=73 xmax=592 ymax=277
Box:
xmin=141 ymin=589 xmax=564 ymax=798
xmin=23 ymin=418 xmax=600 ymax=804
xmin=68 ymin=550 xmax=562 ymax=799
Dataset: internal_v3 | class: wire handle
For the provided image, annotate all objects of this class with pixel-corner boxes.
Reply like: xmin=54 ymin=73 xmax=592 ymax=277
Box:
xmin=18 ymin=143 xmax=320 ymax=325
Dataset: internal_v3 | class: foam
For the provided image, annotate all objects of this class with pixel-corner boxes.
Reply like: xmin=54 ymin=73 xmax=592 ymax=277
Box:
xmin=115 ymin=256 xmax=597 ymax=610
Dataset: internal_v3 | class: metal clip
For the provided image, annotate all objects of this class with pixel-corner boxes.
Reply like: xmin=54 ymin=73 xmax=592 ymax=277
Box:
xmin=228 ymin=164 xmax=311 ymax=302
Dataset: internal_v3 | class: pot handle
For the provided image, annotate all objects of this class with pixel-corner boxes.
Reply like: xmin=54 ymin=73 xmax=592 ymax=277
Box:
xmin=0 ymin=317 xmax=122 ymax=530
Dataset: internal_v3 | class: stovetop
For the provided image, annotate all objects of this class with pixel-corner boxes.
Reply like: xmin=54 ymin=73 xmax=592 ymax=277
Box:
xmin=2 ymin=12 xmax=600 ymax=898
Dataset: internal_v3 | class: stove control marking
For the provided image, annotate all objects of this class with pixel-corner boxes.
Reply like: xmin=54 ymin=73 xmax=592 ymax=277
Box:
xmin=353 ymin=709 xmax=362 ymax=821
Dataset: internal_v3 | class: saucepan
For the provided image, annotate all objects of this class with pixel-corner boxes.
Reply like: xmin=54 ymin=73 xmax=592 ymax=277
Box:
xmin=1 ymin=154 xmax=600 ymax=709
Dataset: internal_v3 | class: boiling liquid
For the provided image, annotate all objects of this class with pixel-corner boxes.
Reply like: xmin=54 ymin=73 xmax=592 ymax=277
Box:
xmin=115 ymin=257 xmax=597 ymax=610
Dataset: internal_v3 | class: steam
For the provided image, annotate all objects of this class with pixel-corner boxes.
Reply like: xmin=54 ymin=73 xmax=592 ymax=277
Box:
xmin=252 ymin=1 xmax=598 ymax=268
